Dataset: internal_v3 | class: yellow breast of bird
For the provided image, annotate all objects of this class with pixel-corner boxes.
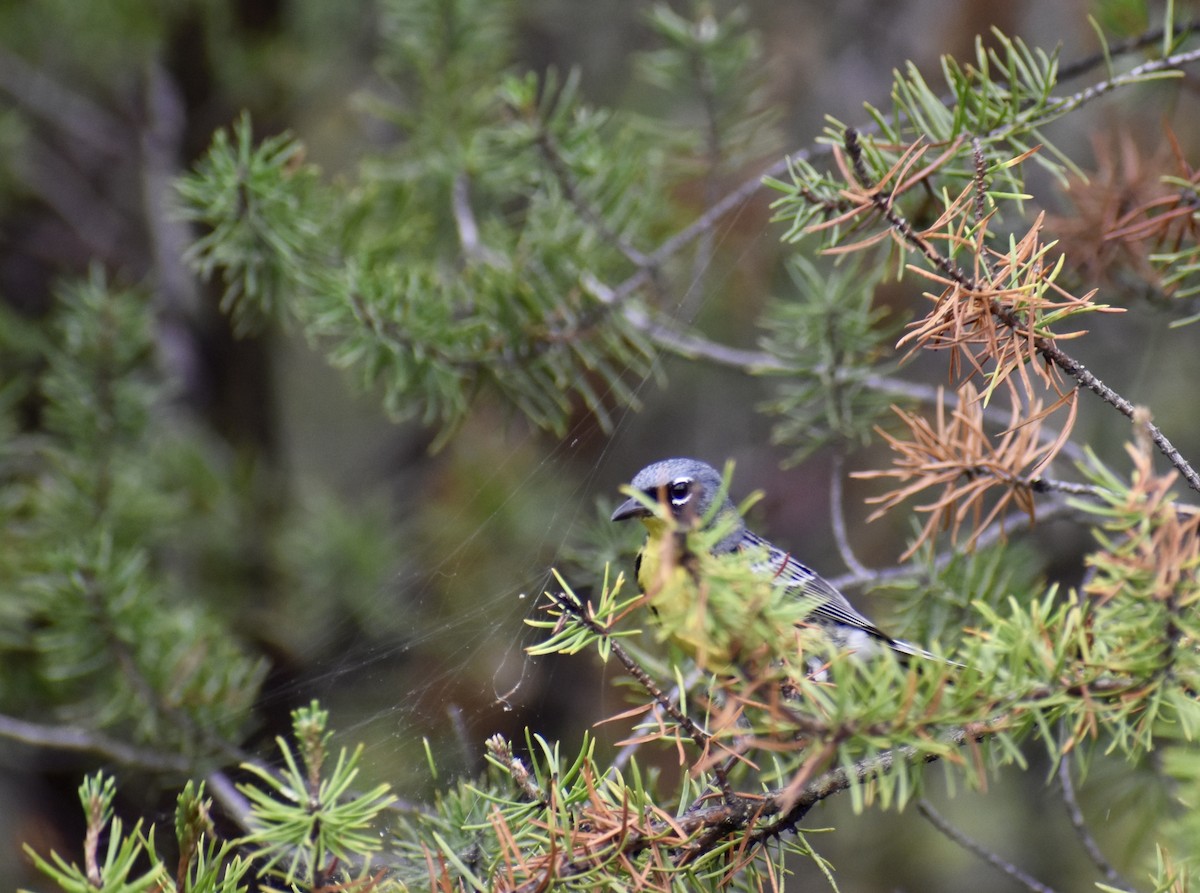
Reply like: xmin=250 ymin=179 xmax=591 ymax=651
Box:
xmin=634 ymin=521 xmax=804 ymax=674
xmin=633 ymin=517 xmax=677 ymax=594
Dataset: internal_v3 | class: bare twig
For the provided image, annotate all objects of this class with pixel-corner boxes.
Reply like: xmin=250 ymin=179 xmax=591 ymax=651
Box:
xmin=451 ymin=173 xmax=506 ymax=267
xmin=205 ymin=770 xmax=255 ymax=834
xmin=0 ymin=711 xmax=190 ymax=772
xmin=1031 ymin=478 xmax=1107 ymax=498
xmin=827 ymin=497 xmax=1080 ymax=593
xmin=1058 ymin=756 xmax=1132 ymax=890
xmin=829 ymin=454 xmax=869 ymax=578
xmin=1056 ymin=19 xmax=1200 ymax=83
xmin=0 ymin=48 xmax=126 ymax=156
xmin=917 ymin=798 xmax=1061 ymax=893
xmin=971 ymin=137 xmax=988 ymax=224
xmin=1037 ymin=46 xmax=1200 ymax=125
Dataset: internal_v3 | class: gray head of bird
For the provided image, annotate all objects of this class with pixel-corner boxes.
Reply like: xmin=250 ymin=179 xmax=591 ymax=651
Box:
xmin=611 ymin=457 xmax=746 ymax=552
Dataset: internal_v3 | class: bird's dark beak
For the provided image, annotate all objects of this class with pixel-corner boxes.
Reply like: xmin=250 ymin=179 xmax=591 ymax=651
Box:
xmin=611 ymin=496 xmax=650 ymax=522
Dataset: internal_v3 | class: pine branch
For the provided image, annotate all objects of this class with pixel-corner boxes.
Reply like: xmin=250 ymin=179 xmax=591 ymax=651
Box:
xmin=541 ymin=587 xmax=737 ymax=799
xmin=527 ymin=544 xmax=1167 ymax=888
xmin=533 ymin=123 xmax=651 ymax=268
xmin=509 ymin=725 xmax=987 ymax=893
xmin=607 ymin=21 xmax=1200 ymax=313
xmin=842 ymin=127 xmax=1200 ymax=493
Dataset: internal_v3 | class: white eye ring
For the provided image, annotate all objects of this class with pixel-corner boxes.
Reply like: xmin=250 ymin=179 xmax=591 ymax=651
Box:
xmin=668 ymin=478 xmax=692 ymax=504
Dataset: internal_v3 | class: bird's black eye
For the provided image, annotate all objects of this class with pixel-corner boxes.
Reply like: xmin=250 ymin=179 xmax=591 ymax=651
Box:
xmin=667 ymin=479 xmax=691 ymax=504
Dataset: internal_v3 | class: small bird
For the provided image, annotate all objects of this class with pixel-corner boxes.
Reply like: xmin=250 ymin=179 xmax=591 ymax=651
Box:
xmin=611 ymin=457 xmax=941 ymax=664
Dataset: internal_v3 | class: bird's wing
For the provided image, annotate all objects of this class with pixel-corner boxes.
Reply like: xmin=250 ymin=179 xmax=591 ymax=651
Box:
xmin=738 ymin=530 xmax=893 ymax=641
xmin=736 ymin=530 xmax=953 ymax=664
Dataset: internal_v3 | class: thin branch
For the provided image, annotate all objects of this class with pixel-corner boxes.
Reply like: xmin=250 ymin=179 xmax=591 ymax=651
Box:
xmin=533 ymin=125 xmax=650 ymax=268
xmin=607 ymin=154 xmax=793 ymax=306
xmin=546 ymin=592 xmax=703 ymax=746
xmin=205 ymin=770 xmax=255 ymax=834
xmin=0 ymin=48 xmax=126 ymax=156
xmin=830 ymin=455 xmax=869 ymax=578
xmin=917 ymin=798 xmax=1061 ymax=893
xmin=754 ymin=727 xmax=982 ymax=839
xmin=452 ymin=173 xmax=506 ymax=267
xmin=1058 ymin=756 xmax=1132 ymax=890
xmin=1056 ymin=19 xmax=1200 ymax=83
xmin=828 ymin=497 xmax=1080 ymax=592
xmin=1037 ymin=46 xmax=1200 ymax=126
xmin=1036 ymin=342 xmax=1200 ymax=492
xmin=843 ymin=127 xmax=1200 ymax=493
xmin=139 ymin=58 xmax=199 ymax=317
xmin=0 ymin=712 xmax=190 ymax=773
xmin=1031 ymin=477 xmax=1108 ymax=498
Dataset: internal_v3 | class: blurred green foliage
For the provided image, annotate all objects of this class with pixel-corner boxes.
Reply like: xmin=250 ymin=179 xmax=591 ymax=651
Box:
xmin=2 ymin=0 xmax=1200 ymax=891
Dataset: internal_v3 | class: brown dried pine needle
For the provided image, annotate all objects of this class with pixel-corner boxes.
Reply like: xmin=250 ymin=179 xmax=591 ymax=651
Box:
xmin=856 ymin=381 xmax=1076 ymax=559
